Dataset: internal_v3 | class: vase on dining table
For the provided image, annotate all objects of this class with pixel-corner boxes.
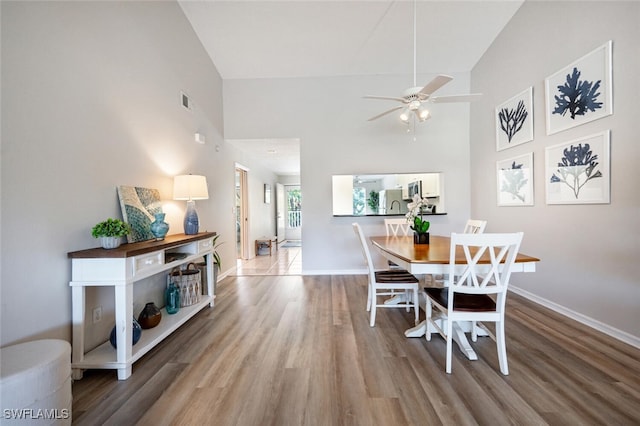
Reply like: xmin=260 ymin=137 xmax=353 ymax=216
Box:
xmin=413 ymin=232 xmax=429 ymax=245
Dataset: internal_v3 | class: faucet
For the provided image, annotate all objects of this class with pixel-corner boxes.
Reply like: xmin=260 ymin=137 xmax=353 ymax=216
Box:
xmin=390 ymin=200 xmax=400 ymax=211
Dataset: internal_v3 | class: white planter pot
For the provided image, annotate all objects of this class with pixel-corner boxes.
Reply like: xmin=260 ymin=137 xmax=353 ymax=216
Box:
xmin=100 ymin=236 xmax=122 ymax=249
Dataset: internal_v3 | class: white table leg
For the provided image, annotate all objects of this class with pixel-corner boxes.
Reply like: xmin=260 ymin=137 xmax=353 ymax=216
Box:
xmin=404 ymin=320 xmax=427 ymax=337
xmin=117 ymin=366 xmax=132 ymax=380
xmin=405 ymin=319 xmax=478 ymax=360
xmin=384 ymin=293 xmax=407 ymax=305
xmin=450 ymin=322 xmax=478 ymax=360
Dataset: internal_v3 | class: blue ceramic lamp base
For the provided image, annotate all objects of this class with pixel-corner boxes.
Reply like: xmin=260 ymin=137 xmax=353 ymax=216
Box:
xmin=183 ymin=200 xmax=199 ymax=235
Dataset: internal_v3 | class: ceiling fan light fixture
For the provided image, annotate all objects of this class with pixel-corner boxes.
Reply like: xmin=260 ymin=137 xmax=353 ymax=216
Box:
xmin=399 ymin=108 xmax=411 ymax=123
xmin=417 ymin=106 xmax=430 ymax=122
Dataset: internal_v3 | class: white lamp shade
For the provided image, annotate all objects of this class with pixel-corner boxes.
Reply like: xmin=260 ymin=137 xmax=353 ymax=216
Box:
xmin=173 ymin=175 xmax=209 ymax=201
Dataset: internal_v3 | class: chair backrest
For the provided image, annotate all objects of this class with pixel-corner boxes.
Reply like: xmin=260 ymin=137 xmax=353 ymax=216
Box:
xmin=463 ymin=219 xmax=487 ymax=234
xmin=448 ymin=232 xmax=523 ymax=309
xmin=352 ymin=223 xmax=376 ymax=281
xmin=384 ymin=218 xmax=411 ymax=236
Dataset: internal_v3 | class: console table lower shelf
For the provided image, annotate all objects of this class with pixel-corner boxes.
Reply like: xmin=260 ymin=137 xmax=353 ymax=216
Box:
xmin=72 ymin=295 xmax=213 ymax=380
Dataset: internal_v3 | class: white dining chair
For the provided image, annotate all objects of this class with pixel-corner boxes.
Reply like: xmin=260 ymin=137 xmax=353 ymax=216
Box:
xmin=425 ymin=232 xmax=523 ymax=374
xmin=384 ymin=218 xmax=411 ymax=271
xmin=463 ymin=219 xmax=487 ymax=234
xmin=426 ymin=219 xmax=488 ymax=287
xmin=384 ymin=218 xmax=412 ymax=237
xmin=353 ymin=223 xmax=420 ymax=327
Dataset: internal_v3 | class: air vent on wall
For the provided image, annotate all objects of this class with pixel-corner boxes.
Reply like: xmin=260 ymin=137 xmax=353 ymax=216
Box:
xmin=181 ymin=91 xmax=192 ymax=110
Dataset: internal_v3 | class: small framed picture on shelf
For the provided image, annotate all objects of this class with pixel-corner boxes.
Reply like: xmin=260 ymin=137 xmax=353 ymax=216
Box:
xmin=496 ymin=152 xmax=534 ymax=206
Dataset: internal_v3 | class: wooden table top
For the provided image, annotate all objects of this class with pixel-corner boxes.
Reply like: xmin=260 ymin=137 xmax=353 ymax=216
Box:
xmin=68 ymin=232 xmax=217 ymax=259
xmin=370 ymin=235 xmax=540 ymax=265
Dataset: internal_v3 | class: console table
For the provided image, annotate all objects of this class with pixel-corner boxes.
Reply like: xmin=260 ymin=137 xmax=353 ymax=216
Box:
xmin=68 ymin=232 xmax=216 ymax=380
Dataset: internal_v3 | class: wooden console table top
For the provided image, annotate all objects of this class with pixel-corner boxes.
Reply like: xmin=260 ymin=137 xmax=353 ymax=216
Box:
xmin=68 ymin=232 xmax=217 ymax=259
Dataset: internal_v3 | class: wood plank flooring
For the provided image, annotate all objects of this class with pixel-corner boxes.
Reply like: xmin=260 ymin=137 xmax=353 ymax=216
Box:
xmin=72 ymin=274 xmax=640 ymax=425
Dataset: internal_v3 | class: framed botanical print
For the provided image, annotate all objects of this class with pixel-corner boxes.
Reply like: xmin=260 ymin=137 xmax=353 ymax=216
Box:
xmin=545 ymin=41 xmax=613 ymax=135
xmin=545 ymin=130 xmax=610 ymax=204
xmin=496 ymin=87 xmax=534 ymax=151
xmin=496 ymin=152 xmax=534 ymax=206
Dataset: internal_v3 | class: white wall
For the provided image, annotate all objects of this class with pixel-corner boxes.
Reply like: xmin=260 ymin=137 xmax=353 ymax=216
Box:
xmin=223 ymin=74 xmax=474 ymax=273
xmin=0 ymin=1 xmax=238 ymax=346
xmin=470 ymin=1 xmax=640 ymax=343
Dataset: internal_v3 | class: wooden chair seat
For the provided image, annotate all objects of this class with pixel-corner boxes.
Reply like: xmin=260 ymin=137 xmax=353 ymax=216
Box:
xmin=424 ymin=287 xmax=495 ymax=312
xmin=375 ymin=271 xmax=419 ymax=283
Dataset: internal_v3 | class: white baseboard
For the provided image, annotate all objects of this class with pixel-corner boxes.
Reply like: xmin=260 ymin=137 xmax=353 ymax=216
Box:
xmin=302 ymin=269 xmax=367 ymax=276
xmin=510 ymin=286 xmax=640 ymax=349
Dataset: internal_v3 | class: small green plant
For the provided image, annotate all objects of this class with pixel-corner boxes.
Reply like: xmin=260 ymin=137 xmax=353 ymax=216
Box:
xmin=91 ymin=218 xmax=130 ymax=238
xmin=367 ymin=190 xmax=379 ymax=212
xmin=211 ymin=234 xmax=223 ymax=268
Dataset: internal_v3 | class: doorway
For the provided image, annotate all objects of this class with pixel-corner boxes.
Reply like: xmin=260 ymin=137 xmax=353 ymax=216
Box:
xmin=235 ymin=165 xmax=249 ymax=259
xmin=285 ymin=185 xmax=302 ymax=241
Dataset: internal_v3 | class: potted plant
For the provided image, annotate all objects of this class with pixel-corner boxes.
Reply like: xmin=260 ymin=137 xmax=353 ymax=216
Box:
xmin=367 ymin=190 xmax=379 ymax=214
xmin=406 ymin=194 xmax=431 ymax=244
xmin=210 ymin=234 xmax=222 ymax=268
xmin=91 ymin=218 xmax=130 ymax=249
xmin=197 ymin=234 xmax=223 ymax=293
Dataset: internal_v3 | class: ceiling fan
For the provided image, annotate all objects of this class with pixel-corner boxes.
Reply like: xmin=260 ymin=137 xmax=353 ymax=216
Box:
xmin=364 ymin=1 xmax=481 ymax=124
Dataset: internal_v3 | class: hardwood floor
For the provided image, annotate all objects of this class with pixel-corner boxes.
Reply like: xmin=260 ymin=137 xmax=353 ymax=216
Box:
xmin=72 ymin=274 xmax=640 ymax=425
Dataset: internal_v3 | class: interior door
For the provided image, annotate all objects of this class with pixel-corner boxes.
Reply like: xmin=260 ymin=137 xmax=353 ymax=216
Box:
xmin=235 ymin=166 xmax=249 ymax=259
xmin=276 ymin=183 xmax=285 ymax=243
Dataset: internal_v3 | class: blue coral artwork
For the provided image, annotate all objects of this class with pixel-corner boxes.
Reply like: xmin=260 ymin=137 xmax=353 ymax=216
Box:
xmin=117 ymin=186 xmax=163 ymax=242
xmin=545 ymin=131 xmax=610 ymax=204
xmin=545 ymin=41 xmax=613 ymax=135
xmin=496 ymin=153 xmax=534 ymax=206
xmin=496 ymin=87 xmax=534 ymax=151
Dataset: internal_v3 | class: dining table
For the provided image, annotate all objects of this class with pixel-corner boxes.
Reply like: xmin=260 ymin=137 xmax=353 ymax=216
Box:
xmin=370 ymin=234 xmax=540 ymax=360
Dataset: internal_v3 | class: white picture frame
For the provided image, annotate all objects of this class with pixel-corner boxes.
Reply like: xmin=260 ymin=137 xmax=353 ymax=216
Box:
xmin=496 ymin=87 xmax=534 ymax=151
xmin=545 ymin=130 xmax=610 ymax=204
xmin=545 ymin=40 xmax=613 ymax=135
xmin=496 ymin=152 xmax=534 ymax=206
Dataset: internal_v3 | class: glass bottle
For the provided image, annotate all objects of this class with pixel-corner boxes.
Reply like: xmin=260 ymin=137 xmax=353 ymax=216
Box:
xmin=165 ymin=280 xmax=180 ymax=315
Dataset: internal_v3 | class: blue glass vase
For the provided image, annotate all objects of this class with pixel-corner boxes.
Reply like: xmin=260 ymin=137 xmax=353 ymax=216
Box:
xmin=150 ymin=213 xmax=169 ymax=241
xmin=109 ymin=317 xmax=142 ymax=349
xmin=165 ymin=281 xmax=180 ymax=315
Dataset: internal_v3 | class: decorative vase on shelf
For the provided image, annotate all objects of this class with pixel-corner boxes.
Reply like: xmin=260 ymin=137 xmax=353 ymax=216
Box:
xmin=150 ymin=213 xmax=170 ymax=241
xmin=165 ymin=281 xmax=180 ymax=315
xmin=413 ymin=232 xmax=430 ymax=245
xmin=109 ymin=317 xmax=142 ymax=349
xmin=100 ymin=236 xmax=122 ymax=249
xmin=137 ymin=302 xmax=162 ymax=329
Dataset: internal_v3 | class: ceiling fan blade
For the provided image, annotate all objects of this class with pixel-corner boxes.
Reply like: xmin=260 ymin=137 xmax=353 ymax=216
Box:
xmin=418 ymin=75 xmax=453 ymax=96
xmin=363 ymin=95 xmax=406 ymax=103
xmin=431 ymin=93 xmax=482 ymax=103
xmin=367 ymin=106 xmax=404 ymax=121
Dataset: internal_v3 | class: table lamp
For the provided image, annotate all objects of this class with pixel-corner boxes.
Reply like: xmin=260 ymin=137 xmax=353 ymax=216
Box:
xmin=173 ymin=174 xmax=209 ymax=235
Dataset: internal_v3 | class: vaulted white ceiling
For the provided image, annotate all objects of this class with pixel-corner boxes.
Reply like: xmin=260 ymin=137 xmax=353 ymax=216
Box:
xmin=178 ymin=0 xmax=523 ymax=174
